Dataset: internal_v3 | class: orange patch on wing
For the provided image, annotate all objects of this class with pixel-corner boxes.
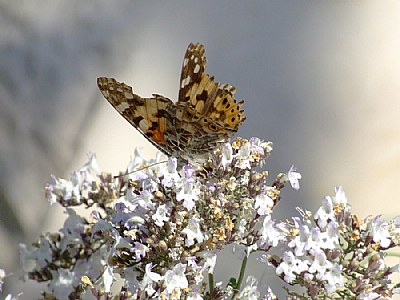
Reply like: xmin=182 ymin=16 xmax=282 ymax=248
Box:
xmin=150 ymin=128 xmax=165 ymax=143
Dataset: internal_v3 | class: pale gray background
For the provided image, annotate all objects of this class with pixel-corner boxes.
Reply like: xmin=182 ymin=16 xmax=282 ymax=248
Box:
xmin=1 ymin=1 xmax=400 ymax=298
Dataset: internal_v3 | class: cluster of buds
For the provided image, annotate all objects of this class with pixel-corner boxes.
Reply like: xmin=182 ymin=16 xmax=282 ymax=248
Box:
xmin=7 ymin=136 xmax=399 ymax=299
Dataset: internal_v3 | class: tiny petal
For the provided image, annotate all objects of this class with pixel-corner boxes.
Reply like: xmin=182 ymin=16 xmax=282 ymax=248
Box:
xmin=288 ymin=165 xmax=301 ymax=190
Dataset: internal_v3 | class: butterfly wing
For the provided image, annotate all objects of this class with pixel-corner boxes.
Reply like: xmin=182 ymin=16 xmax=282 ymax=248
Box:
xmin=97 ymin=77 xmax=175 ymax=156
xmin=175 ymin=43 xmax=246 ymax=158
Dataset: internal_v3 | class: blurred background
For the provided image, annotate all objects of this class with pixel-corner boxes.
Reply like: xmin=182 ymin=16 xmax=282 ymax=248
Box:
xmin=1 ymin=1 xmax=399 ymax=298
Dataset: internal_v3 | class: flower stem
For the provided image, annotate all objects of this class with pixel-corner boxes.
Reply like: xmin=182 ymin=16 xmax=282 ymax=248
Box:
xmin=209 ymin=272 xmax=215 ymax=297
xmin=231 ymin=254 xmax=248 ymax=299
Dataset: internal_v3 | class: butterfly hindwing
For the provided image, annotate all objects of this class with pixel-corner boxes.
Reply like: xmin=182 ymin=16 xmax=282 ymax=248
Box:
xmin=175 ymin=44 xmax=246 ymax=155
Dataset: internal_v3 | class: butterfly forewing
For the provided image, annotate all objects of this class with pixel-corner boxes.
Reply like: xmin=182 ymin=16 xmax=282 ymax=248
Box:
xmin=97 ymin=77 xmax=175 ymax=156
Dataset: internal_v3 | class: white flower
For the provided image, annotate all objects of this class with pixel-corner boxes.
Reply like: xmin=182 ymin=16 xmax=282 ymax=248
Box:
xmin=163 ymin=263 xmax=188 ymax=294
xmin=139 ymin=263 xmax=163 ymax=290
xmin=132 ymin=242 xmax=149 ymax=261
xmin=276 ymin=251 xmax=308 ymax=283
xmin=158 ymin=157 xmax=180 ymax=187
xmin=319 ymin=221 xmax=339 ymax=250
xmin=287 ymin=165 xmax=301 ymax=190
xmin=125 ymin=148 xmax=149 ymax=181
xmin=322 ymin=263 xmax=343 ymax=293
xmin=102 ymin=265 xmax=114 ymax=292
xmin=308 ymin=248 xmax=331 ymax=277
xmin=287 ymin=218 xmax=311 ymax=256
xmin=182 ymin=217 xmax=204 ymax=246
xmin=370 ymin=216 xmax=391 ymax=248
xmin=0 ymin=269 xmax=5 ymax=293
xmin=357 ymin=291 xmax=381 ymax=300
xmin=235 ymin=142 xmax=251 ymax=169
xmin=136 ymin=190 xmax=155 ymax=210
xmin=260 ymin=216 xmax=285 ymax=247
xmin=202 ymin=252 xmax=217 ymax=274
xmin=254 ymin=193 xmax=274 ymax=216
xmin=176 ymin=179 xmax=199 ymax=210
xmin=314 ymin=196 xmax=335 ymax=228
xmin=237 ymin=276 xmax=260 ymax=300
xmin=49 ymin=172 xmax=81 ymax=204
xmin=221 ymin=142 xmax=233 ymax=168
xmin=79 ymin=152 xmax=101 ymax=184
xmin=108 ymin=229 xmax=132 ymax=260
xmin=332 ymin=186 xmax=347 ymax=206
xmin=152 ymin=204 xmax=170 ymax=227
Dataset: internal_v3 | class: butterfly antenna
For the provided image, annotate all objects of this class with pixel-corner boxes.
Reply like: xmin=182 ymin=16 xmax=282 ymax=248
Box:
xmin=113 ymin=160 xmax=168 ymax=179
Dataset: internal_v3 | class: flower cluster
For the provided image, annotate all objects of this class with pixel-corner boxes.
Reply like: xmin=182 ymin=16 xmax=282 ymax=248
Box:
xmin=9 ymin=136 xmax=400 ymax=299
xmin=266 ymin=186 xmax=400 ymax=299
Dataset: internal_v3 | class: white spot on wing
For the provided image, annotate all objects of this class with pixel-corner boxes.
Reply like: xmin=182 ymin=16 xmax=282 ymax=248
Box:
xmin=124 ymin=91 xmax=134 ymax=99
xmin=194 ymin=64 xmax=200 ymax=74
xmin=139 ymin=118 xmax=150 ymax=131
xmin=116 ymin=102 xmax=130 ymax=112
xmin=181 ymin=75 xmax=191 ymax=88
xmin=183 ymin=58 xmax=189 ymax=67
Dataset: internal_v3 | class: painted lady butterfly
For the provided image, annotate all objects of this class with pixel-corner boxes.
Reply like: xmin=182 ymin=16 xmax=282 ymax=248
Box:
xmin=97 ymin=43 xmax=246 ymax=162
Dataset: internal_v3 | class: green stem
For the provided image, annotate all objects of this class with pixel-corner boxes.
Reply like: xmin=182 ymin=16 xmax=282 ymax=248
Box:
xmin=231 ymin=255 xmax=248 ymax=299
xmin=209 ymin=272 xmax=215 ymax=298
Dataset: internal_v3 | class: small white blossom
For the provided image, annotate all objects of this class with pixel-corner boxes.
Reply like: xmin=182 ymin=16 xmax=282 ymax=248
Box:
xmin=203 ymin=252 xmax=217 ymax=274
xmin=48 ymin=172 xmax=81 ymax=204
xmin=260 ymin=215 xmax=285 ymax=247
xmin=152 ymin=204 xmax=170 ymax=227
xmin=182 ymin=217 xmax=204 ymax=246
xmin=332 ymin=186 xmax=347 ymax=206
xmin=163 ymin=263 xmax=188 ymax=295
xmin=276 ymin=251 xmax=308 ymax=283
xmin=187 ymin=291 xmax=204 ymax=300
xmin=79 ymin=152 xmax=101 ymax=183
xmin=140 ymin=263 xmax=163 ymax=291
xmin=237 ymin=276 xmax=260 ymax=300
xmin=158 ymin=157 xmax=180 ymax=187
xmin=221 ymin=142 xmax=233 ymax=168
xmin=236 ymin=142 xmax=251 ymax=169
xmin=308 ymin=248 xmax=331 ymax=277
xmin=314 ymin=196 xmax=335 ymax=228
xmin=370 ymin=216 xmax=391 ymax=248
xmin=176 ymin=179 xmax=199 ymax=210
xmin=0 ymin=268 xmax=5 ymax=293
xmin=287 ymin=165 xmax=301 ymax=190
xmin=322 ymin=263 xmax=343 ymax=293
xmin=132 ymin=242 xmax=149 ymax=261
xmin=254 ymin=193 xmax=274 ymax=216
xmin=102 ymin=265 xmax=114 ymax=292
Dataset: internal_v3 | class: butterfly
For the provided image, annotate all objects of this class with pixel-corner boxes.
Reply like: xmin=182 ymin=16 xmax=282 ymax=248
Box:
xmin=97 ymin=43 xmax=246 ymax=163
